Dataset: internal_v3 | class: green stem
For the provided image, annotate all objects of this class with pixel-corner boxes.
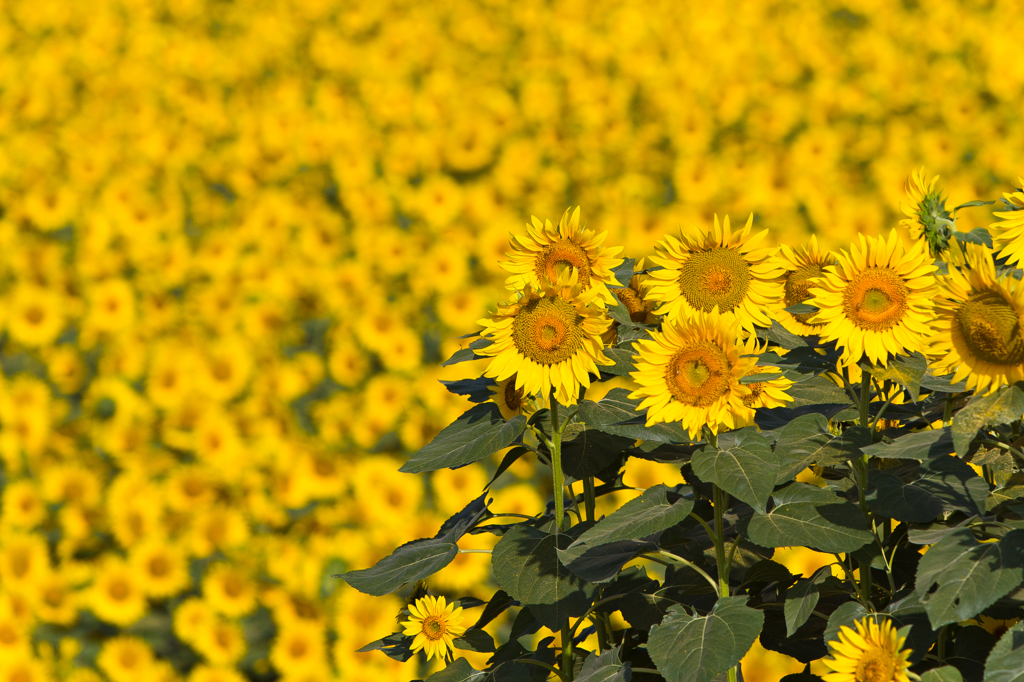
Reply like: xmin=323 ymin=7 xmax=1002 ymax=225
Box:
xmin=561 ymin=619 xmax=574 ymax=681
xmin=859 ymin=368 xmax=871 ymax=428
xmin=943 ymin=393 xmax=954 ymax=427
xmin=550 ymin=391 xmax=566 ymax=533
xmin=656 ymin=550 xmax=720 ymax=593
xmin=855 ymin=371 xmax=873 ymax=607
xmin=583 ymin=476 xmax=596 ymax=523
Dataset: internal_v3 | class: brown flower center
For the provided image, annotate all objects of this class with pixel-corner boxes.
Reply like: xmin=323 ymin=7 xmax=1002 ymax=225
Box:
xmin=422 ymin=615 xmax=446 ymax=641
xmin=536 ymin=238 xmax=592 ymax=288
xmin=842 ymin=267 xmax=908 ymax=331
xmin=511 ymin=297 xmax=586 ymax=365
xmin=785 ymin=263 xmax=826 ymax=325
xmin=504 ymin=378 xmax=523 ymax=413
xmin=955 ymin=289 xmax=1024 ymax=365
xmin=677 ymin=247 xmax=751 ymax=314
xmin=665 ymin=340 xmax=733 ymax=407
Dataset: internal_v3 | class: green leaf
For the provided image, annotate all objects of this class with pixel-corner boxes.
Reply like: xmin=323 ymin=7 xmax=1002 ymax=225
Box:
xmin=343 ymin=537 xmax=458 ymax=596
xmin=757 ymin=347 xmax=842 ymax=377
xmin=745 ymin=499 xmax=873 ymax=553
xmin=424 ymin=658 xmax=486 ymax=682
xmin=774 ymin=414 xmax=870 ymax=484
xmin=866 ymin=470 xmax=944 ymax=523
xmin=441 ymin=377 xmax=496 ymax=403
xmin=783 ymin=303 xmax=819 ymax=315
xmin=567 ymin=485 xmax=693 ymax=550
xmin=453 ymin=629 xmax=496 ymax=653
xmin=612 ymin=258 xmax=636 ymax=287
xmin=954 ymin=200 xmax=995 ymax=212
xmin=916 ymin=455 xmax=990 ymax=517
xmin=401 ymin=404 xmax=528 ymax=473
xmin=867 ymin=352 xmax=927 ymax=402
xmin=601 ymin=347 xmax=637 ymax=377
xmin=952 ymin=384 xmax=1024 ymax=457
xmin=442 ymin=337 xmax=492 ymax=366
xmin=784 ymin=566 xmax=830 ymax=637
xmin=755 ymin=320 xmax=809 ymax=350
xmin=607 ymin=298 xmax=639 ymax=327
xmin=914 ymin=528 xmax=1024 ymax=629
xmin=356 ymin=632 xmax=415 ymax=662
xmin=954 ymin=227 xmax=994 ymax=247
xmin=561 ymin=433 xmax=633 ymax=482
xmin=861 ymin=427 xmax=955 ymax=460
xmin=647 ymin=597 xmax=764 ymax=682
xmin=691 ymin=428 xmax=777 ymax=514
xmin=557 ymin=538 xmax=658 ymax=583
xmin=576 ymin=647 xmax=632 ymax=682
xmin=988 ymin=486 xmax=1024 ymax=513
xmin=785 ymin=375 xmax=853 ymax=408
xmin=579 ymin=388 xmax=691 ymax=443
xmin=922 ymin=666 xmax=965 ymax=682
xmin=492 ymin=524 xmax=596 ymax=630
xmin=984 ymin=620 xmax=1024 ymax=682
xmin=823 ymin=601 xmax=869 ymax=647
xmin=921 ymin=371 xmax=968 ymax=394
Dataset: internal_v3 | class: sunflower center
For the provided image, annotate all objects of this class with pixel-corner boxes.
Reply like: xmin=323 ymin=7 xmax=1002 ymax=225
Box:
xmin=743 ymin=376 xmax=764 ymax=407
xmin=956 ymin=289 xmax=1024 ymax=365
xmin=504 ymin=379 xmax=523 ymax=412
xmin=843 ymin=267 xmax=908 ymax=331
xmin=537 ymin=239 xmax=592 ymax=288
xmin=666 ymin=340 xmax=732 ymax=407
xmin=854 ymin=646 xmax=896 ymax=682
xmin=678 ymin=247 xmax=751 ymax=314
xmin=615 ymin=286 xmax=648 ymax=323
xmin=511 ymin=297 xmax=586 ymax=365
xmin=422 ymin=616 xmax=446 ymax=641
xmin=785 ymin=263 xmax=826 ymax=325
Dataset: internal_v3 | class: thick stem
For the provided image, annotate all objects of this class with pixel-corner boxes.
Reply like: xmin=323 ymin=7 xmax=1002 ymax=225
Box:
xmin=583 ymin=476 xmax=596 ymax=523
xmin=561 ymin=619 xmax=574 ymax=681
xmin=943 ymin=393 xmax=954 ymax=427
xmin=855 ymin=371 xmax=873 ymax=607
xmin=550 ymin=391 xmax=566 ymax=533
xmin=858 ymin=369 xmax=871 ymax=428
xmin=714 ymin=480 xmax=738 ymax=682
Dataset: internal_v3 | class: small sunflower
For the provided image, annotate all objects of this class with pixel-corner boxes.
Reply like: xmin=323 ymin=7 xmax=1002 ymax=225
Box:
xmin=822 ymin=616 xmax=912 ymax=682
xmin=628 ymin=308 xmax=755 ymax=439
xmin=490 ymin=374 xmax=536 ymax=420
xmin=645 ymin=214 xmax=784 ymax=331
xmin=478 ymin=272 xmax=613 ymax=406
xmin=900 ymin=167 xmax=953 ymax=258
xmin=401 ymin=594 xmax=466 ymax=662
xmin=990 ymin=177 xmax=1024 ymax=267
xmin=777 ymin=235 xmax=835 ymax=336
xmin=808 ymin=230 xmax=937 ymax=368
xmin=930 ymin=243 xmax=1024 ymax=394
xmin=739 ymin=336 xmax=794 ymax=410
xmin=604 ymin=263 xmax=659 ymax=345
xmin=502 ymin=206 xmax=624 ymax=302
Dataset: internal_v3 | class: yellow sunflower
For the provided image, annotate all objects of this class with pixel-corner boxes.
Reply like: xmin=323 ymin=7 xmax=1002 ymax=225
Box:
xmin=808 ymin=230 xmax=937 ymax=368
xmin=645 ymin=214 xmax=784 ymax=331
xmin=401 ymin=594 xmax=466 ymax=662
xmin=501 ymin=206 xmax=624 ymax=302
xmin=490 ymin=374 xmax=536 ymax=420
xmin=628 ymin=308 xmax=755 ymax=439
xmin=478 ymin=272 xmax=613 ymax=406
xmin=604 ymin=264 xmax=658 ymax=345
xmin=739 ymin=336 xmax=794 ymax=410
xmin=900 ymin=167 xmax=954 ymax=258
xmin=929 ymin=243 xmax=1024 ymax=394
xmin=822 ymin=616 xmax=912 ymax=682
xmin=990 ymin=176 xmax=1024 ymax=267
xmin=776 ymin=235 xmax=835 ymax=336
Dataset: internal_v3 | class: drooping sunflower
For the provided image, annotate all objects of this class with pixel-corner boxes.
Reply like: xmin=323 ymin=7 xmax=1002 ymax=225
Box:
xmin=501 ymin=206 xmax=624 ymax=302
xmin=822 ymin=616 xmax=912 ymax=682
xmin=776 ymin=235 xmax=835 ymax=336
xmin=629 ymin=308 xmax=755 ymax=439
xmin=739 ymin=336 xmax=794 ymax=411
xmin=929 ymin=243 xmax=1024 ymax=394
xmin=478 ymin=272 xmax=613 ymax=406
xmin=490 ymin=374 xmax=536 ymax=420
xmin=645 ymin=214 xmax=784 ymax=331
xmin=989 ymin=176 xmax=1024 ymax=267
xmin=401 ymin=594 xmax=466 ymax=662
xmin=900 ymin=167 xmax=954 ymax=258
xmin=604 ymin=261 xmax=659 ymax=345
xmin=808 ymin=230 xmax=937 ymax=368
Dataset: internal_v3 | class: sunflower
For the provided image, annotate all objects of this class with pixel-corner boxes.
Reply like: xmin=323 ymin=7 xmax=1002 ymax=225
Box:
xmin=478 ymin=272 xmax=613 ymax=406
xmin=401 ymin=594 xmax=467 ymax=662
xmin=490 ymin=374 xmax=536 ymax=420
xmin=822 ymin=616 xmax=912 ymax=682
xmin=990 ymin=177 xmax=1024 ymax=267
xmin=929 ymin=243 xmax=1024 ymax=394
xmin=604 ymin=265 xmax=659 ymax=345
xmin=808 ymin=230 xmax=937 ymax=368
xmin=739 ymin=336 xmax=794 ymax=410
xmin=628 ymin=308 xmax=755 ymax=439
xmin=900 ymin=167 xmax=953 ymax=258
xmin=776 ymin=235 xmax=835 ymax=336
xmin=501 ymin=206 xmax=624 ymax=302
xmin=645 ymin=214 xmax=784 ymax=331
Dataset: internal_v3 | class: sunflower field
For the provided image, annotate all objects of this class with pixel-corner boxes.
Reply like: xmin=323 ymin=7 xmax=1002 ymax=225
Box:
xmin=1 ymin=0 xmax=1024 ymax=681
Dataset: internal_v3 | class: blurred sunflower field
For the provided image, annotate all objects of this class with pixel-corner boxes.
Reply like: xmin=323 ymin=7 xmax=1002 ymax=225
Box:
xmin=1 ymin=0 xmax=1022 ymax=680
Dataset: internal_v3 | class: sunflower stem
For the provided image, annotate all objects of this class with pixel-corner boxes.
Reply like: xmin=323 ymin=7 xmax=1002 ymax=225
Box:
xmin=561 ymin=619 xmax=574 ymax=681
xmin=583 ymin=477 xmax=596 ymax=523
xmin=549 ymin=391 xmax=566 ymax=533
xmin=855 ymin=371 xmax=873 ymax=608
xmin=943 ymin=392 xmax=954 ymax=427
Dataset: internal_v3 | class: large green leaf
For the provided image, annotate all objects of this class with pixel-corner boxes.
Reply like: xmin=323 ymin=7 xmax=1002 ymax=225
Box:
xmin=774 ymin=414 xmax=870 ymax=484
xmin=952 ymin=384 xmax=1024 ymax=456
xmin=745 ymin=499 xmax=873 ymax=553
xmin=560 ymin=432 xmax=633 ymax=482
xmin=343 ymin=537 xmax=458 ymax=596
xmin=784 ymin=566 xmax=830 ymax=637
xmin=492 ymin=524 xmax=596 ymax=630
xmin=578 ymin=388 xmax=691 ymax=443
xmin=566 ymin=484 xmax=694 ymax=549
xmin=867 ymin=352 xmax=927 ymax=402
xmin=401 ymin=404 xmax=528 ymax=473
xmin=423 ymin=658 xmax=486 ymax=682
xmin=984 ymin=620 xmax=1024 ymax=682
xmin=915 ymin=528 xmax=1024 ymax=628
xmin=442 ymin=337 xmax=493 ymax=366
xmin=601 ymin=347 xmax=637 ymax=377
xmin=916 ymin=454 xmax=989 ymax=517
xmin=861 ymin=427 xmax=956 ymax=460
xmin=691 ymin=428 xmax=777 ymax=514
xmin=822 ymin=601 xmax=868 ymax=646
xmin=558 ymin=538 xmax=658 ymax=583
xmin=576 ymin=647 xmax=632 ymax=682
xmin=647 ymin=598 xmax=764 ymax=682
xmin=866 ymin=470 xmax=944 ymax=523
xmin=755 ymin=320 xmax=809 ymax=350
xmin=921 ymin=666 xmax=965 ymax=682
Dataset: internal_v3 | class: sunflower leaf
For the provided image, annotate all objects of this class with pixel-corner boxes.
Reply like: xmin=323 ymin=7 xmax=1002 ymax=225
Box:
xmin=576 ymin=647 xmax=632 ymax=682
xmin=579 ymin=388 xmax=692 ymax=443
xmin=422 ymin=658 xmax=487 ymax=682
xmin=600 ymin=347 xmax=637 ymax=377
xmin=647 ymin=597 xmax=764 ymax=682
xmin=566 ymin=484 xmax=693 ymax=550
xmin=916 ymin=454 xmax=989 ymax=517
xmin=783 ymin=303 xmax=819 ymax=315
xmin=954 ymin=227 xmax=994 ymax=247
xmin=773 ymin=414 xmax=871 ymax=484
xmin=822 ymin=601 xmax=868 ymax=646
xmin=861 ymin=427 xmax=956 ymax=460
xmin=866 ymin=351 xmax=927 ymax=402
xmin=866 ymin=470 xmax=945 ymax=523
xmin=744 ymin=499 xmax=873 ymax=553
xmin=983 ymin=620 xmax=1024 ymax=682
xmin=492 ymin=523 xmax=597 ymax=630
xmin=442 ymin=337 xmax=493 ymax=366
xmin=914 ymin=528 xmax=1024 ymax=629
xmin=343 ymin=537 xmax=459 ymax=596
xmin=607 ymin=298 xmax=639 ymax=327
xmin=612 ymin=258 xmax=636 ymax=287
xmin=401 ymin=404 xmax=528 ymax=474
xmin=921 ymin=667 xmax=964 ymax=682
xmin=440 ymin=377 xmax=495 ymax=403
xmin=691 ymin=428 xmax=777 ymax=514
xmin=952 ymin=384 xmax=1024 ymax=457
xmin=784 ymin=566 xmax=830 ymax=637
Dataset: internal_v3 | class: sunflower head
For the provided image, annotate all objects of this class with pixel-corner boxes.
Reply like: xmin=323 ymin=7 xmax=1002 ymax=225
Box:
xmin=808 ymin=230 xmax=937 ymax=368
xmin=900 ymin=167 xmax=954 ymax=259
xmin=739 ymin=336 xmax=794 ymax=410
xmin=777 ymin=235 xmax=835 ymax=336
xmin=822 ymin=616 xmax=912 ymax=682
xmin=628 ymin=307 xmax=755 ymax=439
xmin=400 ymin=594 xmax=466 ymax=662
xmin=501 ymin=206 xmax=624 ymax=302
xmin=490 ymin=374 xmax=536 ymax=419
xmin=645 ymin=214 xmax=784 ymax=332
xmin=990 ymin=177 xmax=1024 ymax=267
